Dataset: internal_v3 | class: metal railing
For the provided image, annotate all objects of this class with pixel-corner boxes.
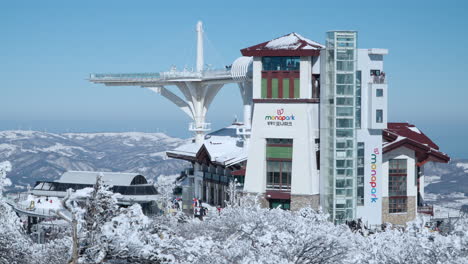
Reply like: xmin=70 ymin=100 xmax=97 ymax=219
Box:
xmin=90 ymin=69 xmax=232 ymax=82
xmin=418 ymin=205 xmax=434 ymax=216
xmin=369 ymin=78 xmax=387 ymax=84
xmin=189 ymin=122 xmax=211 ymax=132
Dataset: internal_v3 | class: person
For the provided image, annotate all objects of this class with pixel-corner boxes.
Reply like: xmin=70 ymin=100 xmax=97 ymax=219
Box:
xmin=379 ymin=72 xmax=386 ymax=83
xmin=371 ymin=72 xmax=377 ymax=83
xmin=199 ymin=206 xmax=205 ymax=221
xmin=216 ymin=205 xmax=222 ymax=215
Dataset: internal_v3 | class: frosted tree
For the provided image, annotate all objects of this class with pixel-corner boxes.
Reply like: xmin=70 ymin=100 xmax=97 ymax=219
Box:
xmin=155 ymin=175 xmax=177 ymax=213
xmin=0 ymin=198 xmax=31 ymax=264
xmin=78 ymin=173 xmax=119 ymax=263
xmin=0 ymin=160 xmax=12 ymax=197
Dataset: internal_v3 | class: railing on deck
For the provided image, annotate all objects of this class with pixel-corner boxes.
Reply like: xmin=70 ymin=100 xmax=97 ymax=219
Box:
xmin=418 ymin=205 xmax=434 ymax=216
xmin=90 ymin=69 xmax=231 ymax=82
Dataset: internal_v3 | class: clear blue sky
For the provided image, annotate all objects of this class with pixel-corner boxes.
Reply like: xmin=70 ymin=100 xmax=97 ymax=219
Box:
xmin=1 ymin=0 xmax=467 ymax=158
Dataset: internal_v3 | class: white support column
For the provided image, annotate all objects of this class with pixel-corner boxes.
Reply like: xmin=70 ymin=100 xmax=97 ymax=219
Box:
xmin=196 ymin=21 xmax=204 ymax=73
xmin=147 ymin=86 xmax=194 ymax=119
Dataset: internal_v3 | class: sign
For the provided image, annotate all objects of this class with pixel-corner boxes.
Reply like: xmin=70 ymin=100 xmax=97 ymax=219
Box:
xmin=265 ymin=108 xmax=295 ymax=127
xmin=369 ymin=148 xmax=380 ymax=203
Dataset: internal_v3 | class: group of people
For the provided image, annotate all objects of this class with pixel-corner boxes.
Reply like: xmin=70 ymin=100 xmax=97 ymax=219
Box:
xmin=371 ymin=71 xmax=386 ymax=84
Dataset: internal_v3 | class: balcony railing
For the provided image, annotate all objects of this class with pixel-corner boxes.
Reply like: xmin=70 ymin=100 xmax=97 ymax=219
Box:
xmin=89 ymin=69 xmax=232 ymax=82
xmin=418 ymin=205 xmax=434 ymax=216
xmin=189 ymin=122 xmax=211 ymax=132
xmin=369 ymin=77 xmax=387 ymax=84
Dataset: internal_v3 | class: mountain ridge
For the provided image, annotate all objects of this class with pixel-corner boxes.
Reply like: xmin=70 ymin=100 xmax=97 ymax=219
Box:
xmin=0 ymin=130 xmax=190 ymax=190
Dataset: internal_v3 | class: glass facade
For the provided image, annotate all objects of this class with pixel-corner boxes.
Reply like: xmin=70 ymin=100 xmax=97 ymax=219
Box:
xmin=322 ymin=31 xmax=357 ymax=223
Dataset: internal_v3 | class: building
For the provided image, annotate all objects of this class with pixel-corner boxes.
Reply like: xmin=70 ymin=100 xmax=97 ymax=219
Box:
xmin=31 ymin=171 xmax=159 ymax=215
xmin=166 ymin=30 xmax=449 ymax=226
xmin=89 ymin=24 xmax=449 ymax=226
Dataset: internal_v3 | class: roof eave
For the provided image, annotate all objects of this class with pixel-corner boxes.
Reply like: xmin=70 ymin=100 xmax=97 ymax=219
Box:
xmin=241 ymin=49 xmax=320 ymax=57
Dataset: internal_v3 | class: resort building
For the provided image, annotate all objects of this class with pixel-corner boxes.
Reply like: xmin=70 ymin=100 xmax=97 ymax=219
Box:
xmin=90 ymin=23 xmax=450 ymax=226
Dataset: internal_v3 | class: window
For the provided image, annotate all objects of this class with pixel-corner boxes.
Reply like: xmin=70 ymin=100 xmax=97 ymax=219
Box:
xmin=266 ymin=160 xmax=292 ymax=190
xmin=357 ymin=142 xmax=364 ymax=205
xmin=370 ymin=69 xmax=381 ymax=76
xmin=266 ymin=138 xmax=293 ymax=190
xmin=262 ymin=57 xmax=300 ymax=71
xmin=376 ymin=109 xmax=383 ymax=123
xmin=389 ymin=198 xmax=407 ymax=214
xmin=376 ymin=89 xmax=383 ymax=97
xmin=269 ymin=199 xmax=291 ymax=210
xmin=389 ymin=159 xmax=407 ymax=213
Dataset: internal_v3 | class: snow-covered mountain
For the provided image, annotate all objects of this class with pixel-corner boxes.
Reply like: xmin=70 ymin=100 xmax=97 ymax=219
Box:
xmin=425 ymin=159 xmax=468 ymax=195
xmin=0 ymin=130 xmax=190 ymax=189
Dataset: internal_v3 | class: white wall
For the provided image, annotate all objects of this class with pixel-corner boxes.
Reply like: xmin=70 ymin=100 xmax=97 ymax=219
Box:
xmin=382 ymin=147 xmax=417 ymax=198
xmin=357 ymin=49 xmax=387 ymax=130
xmin=252 ymin=57 xmax=262 ymax=99
xmin=299 ymin=56 xmax=312 ymax=99
xmin=244 ymin=103 xmax=320 ymax=195
xmin=356 ymin=129 xmax=384 ymax=225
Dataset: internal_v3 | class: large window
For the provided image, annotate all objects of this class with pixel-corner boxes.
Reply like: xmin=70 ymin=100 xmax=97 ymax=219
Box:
xmin=389 ymin=159 xmax=407 ymax=213
xmin=266 ymin=160 xmax=292 ymax=190
xmin=266 ymin=138 xmax=292 ymax=190
xmin=262 ymin=57 xmax=300 ymax=71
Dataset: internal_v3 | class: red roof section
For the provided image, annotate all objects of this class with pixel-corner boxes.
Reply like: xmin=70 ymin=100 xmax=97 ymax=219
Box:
xmin=383 ymin=122 xmax=449 ymax=164
xmin=241 ymin=32 xmax=324 ymax=57
xmin=386 ymin=123 xmax=439 ymax=150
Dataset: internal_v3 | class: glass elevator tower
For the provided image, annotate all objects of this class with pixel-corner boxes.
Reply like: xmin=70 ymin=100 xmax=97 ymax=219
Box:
xmin=320 ymin=31 xmax=357 ymax=223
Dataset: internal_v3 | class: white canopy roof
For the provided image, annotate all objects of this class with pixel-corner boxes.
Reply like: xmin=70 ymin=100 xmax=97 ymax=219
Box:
xmin=57 ymin=171 xmax=146 ymax=186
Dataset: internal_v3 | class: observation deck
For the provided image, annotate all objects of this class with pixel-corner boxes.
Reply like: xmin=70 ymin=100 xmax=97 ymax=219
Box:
xmin=89 ymin=68 xmax=238 ymax=86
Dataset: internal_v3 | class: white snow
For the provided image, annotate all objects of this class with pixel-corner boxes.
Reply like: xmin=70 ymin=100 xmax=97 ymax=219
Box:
xmin=424 ymin=175 xmax=441 ymax=187
xmin=264 ymin=32 xmax=324 ymax=50
xmin=455 ymin=162 xmax=468 ymax=172
xmin=408 ymin=126 xmax=421 ymax=134
xmin=37 ymin=143 xmax=88 ymax=157
xmin=19 ymin=195 xmax=62 ymax=210
xmin=0 ymin=144 xmax=17 ymax=157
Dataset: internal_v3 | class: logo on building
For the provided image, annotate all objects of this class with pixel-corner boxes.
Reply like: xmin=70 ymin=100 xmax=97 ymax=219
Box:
xmin=265 ymin=108 xmax=295 ymax=126
xmin=370 ymin=148 xmax=379 ymax=203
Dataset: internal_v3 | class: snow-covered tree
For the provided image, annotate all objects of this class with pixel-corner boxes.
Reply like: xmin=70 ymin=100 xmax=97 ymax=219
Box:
xmin=154 ymin=175 xmax=177 ymax=213
xmin=76 ymin=174 xmax=119 ymax=263
xmin=0 ymin=160 xmax=12 ymax=197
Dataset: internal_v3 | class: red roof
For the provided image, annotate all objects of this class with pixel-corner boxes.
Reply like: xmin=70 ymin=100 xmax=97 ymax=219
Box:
xmin=241 ymin=32 xmax=324 ymax=57
xmin=386 ymin=123 xmax=439 ymax=149
xmin=383 ymin=123 xmax=449 ymax=164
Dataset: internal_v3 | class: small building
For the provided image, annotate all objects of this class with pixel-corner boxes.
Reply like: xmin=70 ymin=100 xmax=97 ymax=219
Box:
xmin=32 ymin=171 xmax=159 ymax=215
xmin=167 ymin=125 xmax=246 ymax=210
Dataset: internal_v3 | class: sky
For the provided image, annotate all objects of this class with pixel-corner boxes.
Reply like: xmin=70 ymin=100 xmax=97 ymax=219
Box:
xmin=1 ymin=0 xmax=467 ymax=158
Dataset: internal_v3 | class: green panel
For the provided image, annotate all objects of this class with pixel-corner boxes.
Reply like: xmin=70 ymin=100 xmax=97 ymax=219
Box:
xmin=271 ymin=78 xmax=279 ymax=98
xmin=294 ymin=78 xmax=300 ymax=98
xmin=283 ymin=79 xmax=290 ymax=98
xmin=266 ymin=146 xmax=293 ymax=159
xmin=261 ymin=78 xmax=268 ymax=98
